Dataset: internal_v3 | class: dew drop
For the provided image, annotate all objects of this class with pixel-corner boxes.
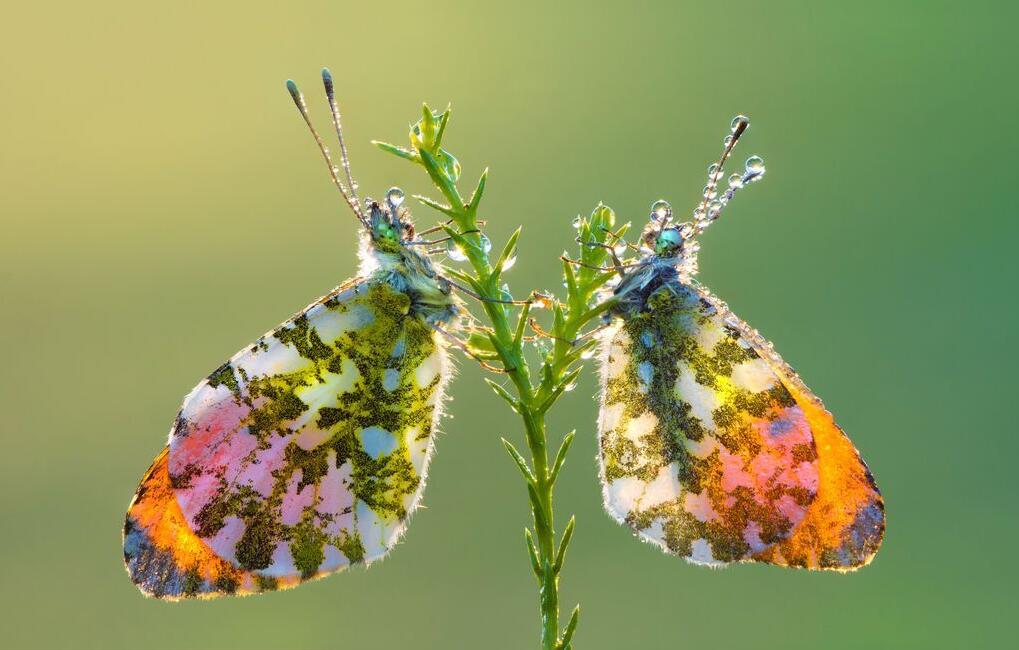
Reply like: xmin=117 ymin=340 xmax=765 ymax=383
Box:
xmin=572 ymin=215 xmax=584 ymax=229
xmin=702 ymin=186 xmax=717 ymax=200
xmin=731 ymin=115 xmax=749 ymax=133
xmin=502 ymin=254 xmax=517 ymax=271
xmin=651 ymin=199 xmax=672 ymax=221
xmin=723 ymin=135 xmax=734 ymax=148
xmin=386 ymin=187 xmax=405 ymax=207
xmin=446 ymin=240 xmax=468 ymax=261
xmin=728 ymin=173 xmax=744 ymax=189
xmin=745 ymin=155 xmax=765 ymax=174
xmin=440 ymin=152 xmax=461 ymax=182
xmin=479 ymin=234 xmax=493 ymax=254
xmin=706 ymin=163 xmax=720 ymax=180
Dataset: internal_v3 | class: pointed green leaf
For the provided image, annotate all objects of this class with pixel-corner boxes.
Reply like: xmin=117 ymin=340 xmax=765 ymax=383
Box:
xmin=413 ymin=194 xmax=456 ymax=218
xmin=524 ymin=529 xmax=541 ymax=579
xmin=484 ymin=378 xmax=519 ymax=412
xmin=372 ymin=140 xmax=418 ymax=163
xmin=539 ymin=368 xmax=581 ymax=414
xmin=526 ymin=482 xmax=548 ymax=533
xmin=562 ymin=257 xmax=579 ymax=311
xmin=553 ymin=516 xmax=575 ymax=574
xmin=468 ymin=168 xmax=488 ymax=214
xmin=552 ymin=302 xmax=566 ymax=337
xmin=513 ymin=301 xmax=531 ymax=349
xmin=467 ymin=331 xmax=498 ymax=353
xmin=441 ymin=265 xmax=477 ymax=287
xmin=549 ymin=430 xmax=576 ymax=485
xmin=558 ymin=606 xmax=580 ymax=650
xmin=501 ymin=438 xmax=536 ymax=484
xmin=492 ymin=225 xmax=521 ymax=281
xmin=434 ymin=106 xmax=451 ymax=147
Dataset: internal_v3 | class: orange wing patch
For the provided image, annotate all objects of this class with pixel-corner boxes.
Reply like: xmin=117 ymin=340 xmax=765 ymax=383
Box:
xmin=752 ymin=382 xmax=884 ymax=570
xmin=123 ymin=448 xmax=300 ymax=599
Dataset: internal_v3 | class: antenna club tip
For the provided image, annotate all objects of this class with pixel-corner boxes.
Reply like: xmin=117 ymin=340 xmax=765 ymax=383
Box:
xmin=730 ymin=115 xmax=750 ymax=140
xmin=286 ymin=80 xmax=300 ymax=97
xmin=321 ymin=67 xmax=332 ymax=79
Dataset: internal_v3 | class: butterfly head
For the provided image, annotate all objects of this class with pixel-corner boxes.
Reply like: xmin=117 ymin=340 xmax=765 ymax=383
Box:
xmin=366 ymin=188 xmax=415 ymax=254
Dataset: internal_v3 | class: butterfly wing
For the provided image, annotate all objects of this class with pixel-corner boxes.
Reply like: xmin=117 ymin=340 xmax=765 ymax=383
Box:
xmin=695 ymin=286 xmax=884 ymax=570
xmin=598 ymin=281 xmax=882 ymax=569
xmin=124 ymin=278 xmax=449 ymax=598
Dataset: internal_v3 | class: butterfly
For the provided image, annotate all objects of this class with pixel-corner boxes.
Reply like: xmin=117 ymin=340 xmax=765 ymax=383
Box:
xmin=594 ymin=116 xmax=884 ymax=570
xmin=123 ymin=69 xmax=475 ymax=599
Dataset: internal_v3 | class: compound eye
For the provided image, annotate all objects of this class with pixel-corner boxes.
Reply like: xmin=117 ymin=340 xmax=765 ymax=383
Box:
xmin=656 ymin=228 xmax=683 ymax=253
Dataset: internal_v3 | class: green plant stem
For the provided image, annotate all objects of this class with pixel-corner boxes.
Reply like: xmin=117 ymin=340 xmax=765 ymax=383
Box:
xmin=376 ymin=106 xmax=619 ymax=649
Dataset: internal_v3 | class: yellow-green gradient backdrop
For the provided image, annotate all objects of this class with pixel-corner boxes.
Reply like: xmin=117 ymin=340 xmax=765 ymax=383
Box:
xmin=1 ymin=1 xmax=1015 ymax=648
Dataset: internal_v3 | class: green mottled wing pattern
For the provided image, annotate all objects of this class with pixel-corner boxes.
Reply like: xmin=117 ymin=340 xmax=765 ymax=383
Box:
xmin=124 ymin=278 xmax=449 ymax=598
xmin=598 ymin=283 xmax=820 ymax=565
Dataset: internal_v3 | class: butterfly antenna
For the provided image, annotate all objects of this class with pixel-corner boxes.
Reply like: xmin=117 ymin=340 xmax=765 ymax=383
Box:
xmin=687 ymin=115 xmax=765 ymax=237
xmin=321 ymin=68 xmax=361 ymax=211
xmin=286 ymin=79 xmax=369 ymax=228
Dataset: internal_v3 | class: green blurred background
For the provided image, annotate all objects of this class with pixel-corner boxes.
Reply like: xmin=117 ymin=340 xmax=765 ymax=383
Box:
xmin=2 ymin=1 xmax=1016 ymax=648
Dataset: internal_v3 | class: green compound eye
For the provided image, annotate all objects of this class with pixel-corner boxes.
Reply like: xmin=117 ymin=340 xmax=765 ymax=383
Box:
xmin=655 ymin=228 xmax=683 ymax=255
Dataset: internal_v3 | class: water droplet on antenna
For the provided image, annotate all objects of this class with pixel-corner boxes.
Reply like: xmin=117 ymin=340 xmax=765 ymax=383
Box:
xmin=651 ymin=200 xmax=672 ymax=221
xmin=745 ymin=155 xmax=765 ymax=174
xmin=728 ymin=173 xmax=744 ymax=189
xmin=731 ymin=115 xmax=749 ymax=133
xmin=386 ymin=187 xmax=405 ymax=207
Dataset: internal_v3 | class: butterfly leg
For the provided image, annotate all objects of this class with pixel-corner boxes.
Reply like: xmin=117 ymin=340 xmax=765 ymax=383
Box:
xmin=432 ymin=324 xmax=509 ymax=373
xmin=438 ymin=275 xmax=533 ymax=305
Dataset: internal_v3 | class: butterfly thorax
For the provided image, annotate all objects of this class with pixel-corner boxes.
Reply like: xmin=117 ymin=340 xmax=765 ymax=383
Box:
xmin=361 ymin=198 xmax=459 ymax=326
xmin=606 ymin=220 xmax=706 ymax=320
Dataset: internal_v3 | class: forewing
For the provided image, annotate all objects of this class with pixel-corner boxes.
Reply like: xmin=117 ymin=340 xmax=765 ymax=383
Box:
xmin=598 ymin=284 xmax=820 ymax=565
xmin=124 ymin=278 xmax=449 ymax=598
xmin=695 ymin=286 xmax=884 ymax=570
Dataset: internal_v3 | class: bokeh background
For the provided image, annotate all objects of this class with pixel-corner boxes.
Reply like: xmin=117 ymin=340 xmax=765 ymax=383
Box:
xmin=2 ymin=1 xmax=1016 ymax=648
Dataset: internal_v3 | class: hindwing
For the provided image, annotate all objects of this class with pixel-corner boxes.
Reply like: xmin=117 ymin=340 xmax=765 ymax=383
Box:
xmin=124 ymin=278 xmax=449 ymax=598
